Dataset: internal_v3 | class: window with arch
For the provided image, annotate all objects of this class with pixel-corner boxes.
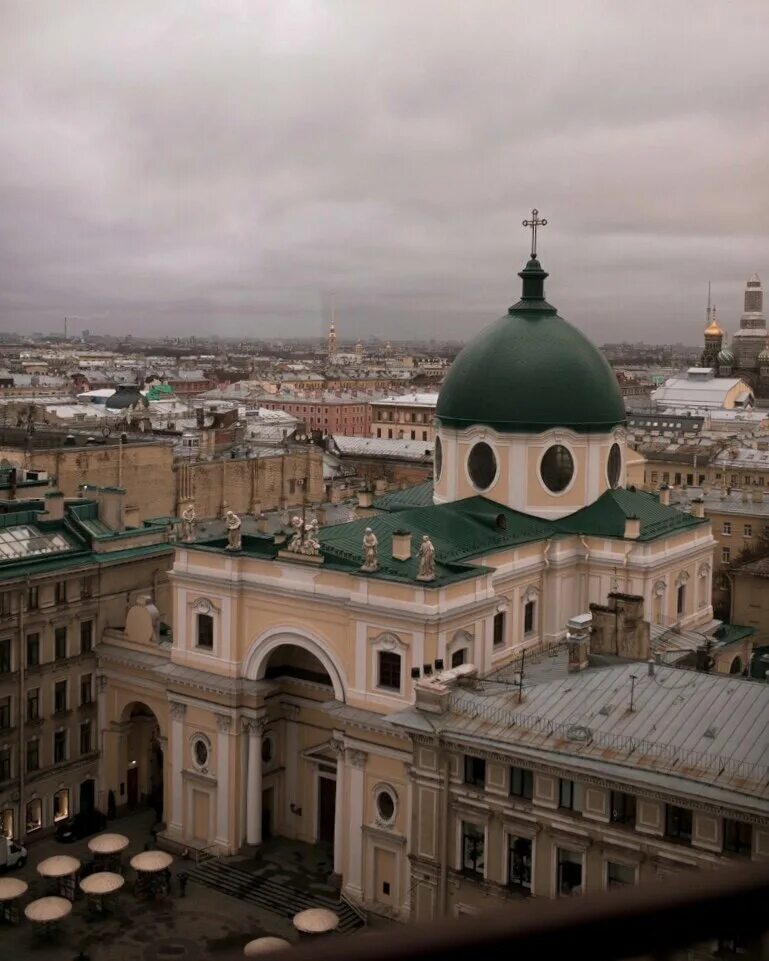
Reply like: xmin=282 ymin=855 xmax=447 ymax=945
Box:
xmin=434 ymin=435 xmax=443 ymax=482
xmin=607 ymin=443 xmax=622 ymax=489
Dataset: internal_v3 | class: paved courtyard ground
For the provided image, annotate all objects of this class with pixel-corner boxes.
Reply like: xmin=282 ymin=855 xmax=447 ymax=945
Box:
xmin=0 ymin=810 xmax=362 ymax=961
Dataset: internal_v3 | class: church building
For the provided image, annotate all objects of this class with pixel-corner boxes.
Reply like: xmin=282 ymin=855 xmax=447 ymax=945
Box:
xmin=98 ymin=225 xmax=732 ymax=921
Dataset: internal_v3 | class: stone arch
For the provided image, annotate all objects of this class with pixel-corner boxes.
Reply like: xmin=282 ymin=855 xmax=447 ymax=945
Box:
xmin=243 ymin=627 xmax=347 ymax=702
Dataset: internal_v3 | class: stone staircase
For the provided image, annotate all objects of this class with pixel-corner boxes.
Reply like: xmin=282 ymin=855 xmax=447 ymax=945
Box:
xmin=187 ymin=858 xmax=365 ymax=933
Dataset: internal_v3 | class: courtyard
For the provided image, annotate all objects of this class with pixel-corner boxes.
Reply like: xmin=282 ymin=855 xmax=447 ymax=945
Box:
xmin=0 ymin=810 xmax=364 ymax=961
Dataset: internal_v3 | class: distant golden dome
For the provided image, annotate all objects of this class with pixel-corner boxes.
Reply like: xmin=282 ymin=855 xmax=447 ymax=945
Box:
xmin=704 ymin=318 xmax=723 ymax=336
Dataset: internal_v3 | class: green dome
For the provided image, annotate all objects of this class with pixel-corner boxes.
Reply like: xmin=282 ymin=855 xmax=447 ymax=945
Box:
xmin=437 ymin=257 xmax=626 ymax=434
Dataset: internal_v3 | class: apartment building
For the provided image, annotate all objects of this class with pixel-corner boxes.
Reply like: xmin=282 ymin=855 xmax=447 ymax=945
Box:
xmin=0 ymin=485 xmax=174 ymax=842
xmin=369 ymin=393 xmax=438 ymax=442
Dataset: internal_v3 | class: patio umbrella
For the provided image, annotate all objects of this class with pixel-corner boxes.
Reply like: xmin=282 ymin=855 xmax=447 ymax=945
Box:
xmin=88 ymin=833 xmax=129 ymax=856
xmin=79 ymin=872 xmax=125 ymax=896
xmin=243 ymin=936 xmax=291 ymax=956
xmin=129 ymin=850 xmax=173 ymax=873
xmin=292 ymin=908 xmax=339 ymax=934
xmin=37 ymin=855 xmax=80 ymax=878
xmin=24 ymin=896 xmax=72 ymax=923
xmin=0 ymin=877 xmax=27 ymax=901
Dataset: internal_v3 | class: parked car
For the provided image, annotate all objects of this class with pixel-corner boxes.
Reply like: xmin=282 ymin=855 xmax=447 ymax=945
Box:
xmin=0 ymin=836 xmax=27 ymax=870
xmin=55 ymin=810 xmax=107 ymax=844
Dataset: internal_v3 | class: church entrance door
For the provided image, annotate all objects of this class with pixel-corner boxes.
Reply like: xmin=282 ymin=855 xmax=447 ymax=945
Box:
xmin=317 ymin=776 xmax=336 ymax=845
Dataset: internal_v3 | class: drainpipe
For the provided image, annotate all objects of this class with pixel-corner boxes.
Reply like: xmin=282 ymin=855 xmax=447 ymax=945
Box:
xmin=622 ymin=542 xmax=633 ymax=591
xmin=17 ymin=583 xmax=26 ymax=843
xmin=438 ymin=739 xmax=450 ymax=917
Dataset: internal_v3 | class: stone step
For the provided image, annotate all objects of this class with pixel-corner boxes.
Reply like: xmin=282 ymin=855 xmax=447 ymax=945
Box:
xmin=187 ymin=859 xmax=363 ymax=933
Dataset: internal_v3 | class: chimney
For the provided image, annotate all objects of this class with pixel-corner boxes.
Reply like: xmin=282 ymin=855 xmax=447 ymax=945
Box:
xmin=392 ymin=530 xmax=412 ymax=561
xmin=357 ymin=490 xmax=373 ymax=508
xmin=256 ymin=513 xmax=269 ymax=534
xmin=720 ymin=486 xmax=727 ymax=500
xmin=659 ymin=484 xmax=671 ymax=506
xmin=566 ymin=613 xmax=591 ymax=672
xmin=44 ymin=489 xmax=65 ymax=521
xmin=624 ymin=516 xmax=641 ymax=539
xmin=752 ymin=488 xmax=762 ymax=504
xmin=98 ymin=486 xmax=126 ymax=531
xmin=742 ymin=488 xmax=750 ymax=504
xmin=691 ymin=498 xmax=705 ymax=519
xmin=647 ymin=658 xmax=656 ymax=677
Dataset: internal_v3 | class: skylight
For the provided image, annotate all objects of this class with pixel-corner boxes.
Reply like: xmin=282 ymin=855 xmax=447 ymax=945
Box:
xmin=0 ymin=525 xmax=73 ymax=559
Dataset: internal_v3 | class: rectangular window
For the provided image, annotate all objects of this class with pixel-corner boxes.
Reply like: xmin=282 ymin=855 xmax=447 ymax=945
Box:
xmin=686 ymin=473 xmax=693 ymax=486
xmin=607 ymin=861 xmax=636 ymax=888
xmin=27 ymin=586 xmax=38 ymax=610
xmin=54 ymin=730 xmax=66 ymax=763
xmin=0 ymin=638 xmax=9 ymax=673
xmin=723 ymin=818 xmax=752 ymax=857
xmin=559 ymin=778 xmax=583 ymax=814
xmin=461 ymin=822 xmax=485 ymax=877
xmin=524 ymin=601 xmax=535 ymax=635
xmin=196 ymin=613 xmax=214 ymax=650
xmin=0 ymin=747 xmax=10 ymax=780
xmin=557 ymin=848 xmax=583 ymax=896
xmin=54 ymin=626 xmax=67 ymax=661
xmin=722 ymin=521 xmax=731 ymax=535
xmin=26 ymin=633 xmax=40 ymax=667
xmin=493 ymin=611 xmax=505 ymax=647
xmin=665 ymin=805 xmax=693 ymax=844
xmin=79 ymin=722 xmax=92 ymax=755
xmin=508 ymin=836 xmax=532 ymax=891
xmin=26 ymin=739 xmax=39 ymax=772
xmin=676 ymin=584 xmax=686 ymax=616
xmin=80 ymin=674 xmax=93 ymax=705
xmin=744 ymin=524 xmax=753 ymax=537
xmin=610 ymin=791 xmax=636 ymax=826
xmin=80 ymin=620 xmax=93 ymax=654
xmin=662 ymin=472 xmax=670 ymax=483
xmin=450 ymin=648 xmax=466 ymax=668
xmin=54 ymin=680 xmax=68 ymax=714
xmin=650 ymin=472 xmax=658 ymax=484
xmin=0 ymin=696 xmax=10 ymax=730
xmin=722 ymin=547 xmax=731 ymax=564
xmin=377 ymin=650 xmax=401 ymax=691
xmin=0 ymin=592 xmax=10 ymax=615
xmin=53 ymin=789 xmax=69 ymax=821
xmin=55 ymin=581 xmax=67 ymax=604
xmin=674 ymin=472 xmax=682 ymax=485
xmin=27 ymin=688 xmax=39 ymax=721
xmin=464 ymin=755 xmax=486 ymax=789
xmin=510 ymin=766 xmax=534 ymax=800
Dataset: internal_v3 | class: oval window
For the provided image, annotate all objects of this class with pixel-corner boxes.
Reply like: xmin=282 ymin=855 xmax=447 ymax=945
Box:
xmin=376 ymin=790 xmax=395 ymax=823
xmin=540 ymin=444 xmax=574 ymax=493
xmin=434 ymin=435 xmax=443 ymax=482
xmin=467 ymin=442 xmax=497 ymax=490
xmin=193 ymin=739 xmax=208 ymax=768
xmin=607 ymin=442 xmax=622 ymax=489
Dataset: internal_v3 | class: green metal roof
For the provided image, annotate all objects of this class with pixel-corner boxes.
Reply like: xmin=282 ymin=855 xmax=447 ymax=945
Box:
xmin=373 ymin=481 xmax=434 ymax=512
xmin=436 ymin=257 xmax=626 ymax=434
xmin=555 ymin=487 xmax=706 ymax=541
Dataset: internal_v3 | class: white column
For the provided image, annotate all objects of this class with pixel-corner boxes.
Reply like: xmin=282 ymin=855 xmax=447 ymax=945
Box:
xmin=169 ymin=701 xmax=186 ymax=834
xmin=215 ymin=714 xmax=232 ymax=849
xmin=331 ymin=739 xmax=345 ymax=875
xmin=245 ymin=719 xmax=265 ymax=846
xmin=95 ymin=674 xmax=108 ymax=804
xmin=346 ymin=748 xmax=367 ymax=898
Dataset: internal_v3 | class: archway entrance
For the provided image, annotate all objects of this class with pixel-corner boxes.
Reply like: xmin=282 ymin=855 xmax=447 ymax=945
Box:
xmin=119 ymin=702 xmax=164 ymax=818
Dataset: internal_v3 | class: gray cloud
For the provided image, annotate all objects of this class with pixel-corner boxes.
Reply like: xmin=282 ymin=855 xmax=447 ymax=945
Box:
xmin=1 ymin=0 xmax=769 ymax=343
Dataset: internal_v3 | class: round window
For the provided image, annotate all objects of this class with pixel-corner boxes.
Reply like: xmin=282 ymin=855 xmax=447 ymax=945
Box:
xmin=261 ymin=737 xmax=273 ymax=764
xmin=607 ymin=442 xmax=622 ymax=489
xmin=193 ymin=739 xmax=208 ymax=768
xmin=376 ymin=790 xmax=395 ymax=823
xmin=540 ymin=444 xmax=574 ymax=493
xmin=434 ymin=435 xmax=443 ymax=482
xmin=467 ymin=442 xmax=497 ymax=490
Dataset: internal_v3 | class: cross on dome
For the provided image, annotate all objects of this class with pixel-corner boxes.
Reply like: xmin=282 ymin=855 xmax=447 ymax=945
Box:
xmin=522 ymin=208 xmax=548 ymax=258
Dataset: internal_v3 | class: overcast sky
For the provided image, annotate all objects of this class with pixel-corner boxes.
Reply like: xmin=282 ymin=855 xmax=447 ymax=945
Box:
xmin=2 ymin=1 xmax=769 ymax=344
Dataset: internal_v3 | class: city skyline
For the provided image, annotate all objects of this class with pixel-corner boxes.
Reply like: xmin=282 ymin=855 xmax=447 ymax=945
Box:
xmin=2 ymin=2 xmax=769 ymax=343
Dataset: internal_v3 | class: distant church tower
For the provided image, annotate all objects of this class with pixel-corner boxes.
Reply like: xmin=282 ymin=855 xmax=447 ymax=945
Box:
xmin=732 ymin=274 xmax=766 ymax=369
xmin=701 ymin=282 xmax=723 ymax=368
xmin=327 ymin=320 xmax=337 ymax=357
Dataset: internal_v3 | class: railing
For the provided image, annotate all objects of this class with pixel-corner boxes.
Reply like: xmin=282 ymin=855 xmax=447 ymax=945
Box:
xmin=281 ymin=862 xmax=769 ymax=961
xmin=340 ymin=890 xmax=368 ymax=927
